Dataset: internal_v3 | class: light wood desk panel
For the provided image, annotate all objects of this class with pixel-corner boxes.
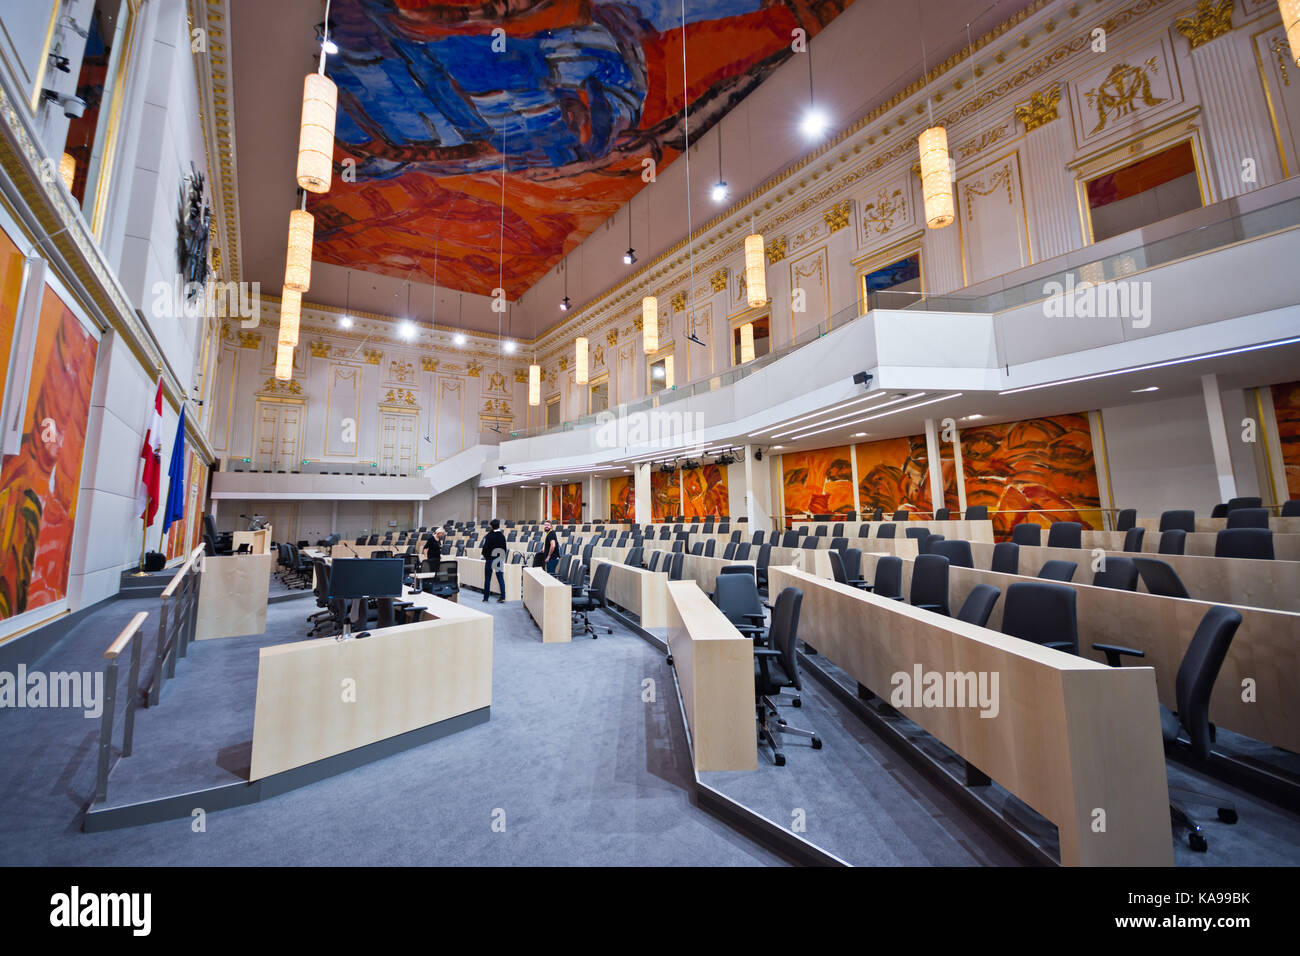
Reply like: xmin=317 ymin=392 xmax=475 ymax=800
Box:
xmin=665 ymin=580 xmax=758 ymax=772
xmin=195 ymin=554 xmax=272 ymax=640
xmin=249 ymin=592 xmax=492 ymax=780
xmin=456 ymin=557 xmax=523 ymax=601
xmin=967 ymin=541 xmax=1300 ymax=613
xmin=798 ymin=520 xmax=995 ymax=543
xmin=591 ymin=558 xmax=669 ymax=628
xmin=680 ymin=554 xmax=756 ymax=594
xmin=1136 ymin=516 xmax=1300 ymax=535
xmin=232 ymin=527 xmax=272 ymax=554
xmin=523 ymin=567 xmax=571 ymax=643
xmin=860 ymin=552 xmax=1300 ymax=754
xmin=768 ymin=566 xmax=1172 ymax=867
xmin=1081 ymin=529 xmax=1300 ymax=561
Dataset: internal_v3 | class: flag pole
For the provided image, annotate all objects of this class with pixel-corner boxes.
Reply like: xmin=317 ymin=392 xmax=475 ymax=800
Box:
xmin=133 ymin=362 xmax=163 ymax=576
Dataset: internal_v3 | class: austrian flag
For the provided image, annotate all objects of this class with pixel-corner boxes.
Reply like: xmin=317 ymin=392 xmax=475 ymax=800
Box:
xmin=138 ymin=377 xmax=163 ymax=524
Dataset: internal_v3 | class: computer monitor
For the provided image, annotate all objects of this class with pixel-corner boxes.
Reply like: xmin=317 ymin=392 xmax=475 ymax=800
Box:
xmin=328 ymin=558 xmax=404 ymax=600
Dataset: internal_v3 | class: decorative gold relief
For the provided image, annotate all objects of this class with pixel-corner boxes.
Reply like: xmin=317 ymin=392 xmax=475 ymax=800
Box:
xmin=422 ymin=356 xmax=439 ymax=372
xmin=238 ymin=330 xmax=261 ymax=349
xmin=633 ymin=317 xmax=644 ymax=331
xmin=709 ymin=268 xmax=728 ymax=292
xmin=606 ymin=328 xmax=619 ymax=345
xmin=959 ymin=124 xmax=1011 ymax=161
xmin=308 ymin=339 xmax=330 ymax=358
xmin=1014 ymin=85 xmax=1061 ymax=132
xmin=963 ymin=166 xmax=1014 ymax=220
xmin=487 ymin=370 xmax=509 ymax=394
xmin=1085 ymin=59 xmax=1166 ymax=134
xmin=1175 ymin=0 xmax=1234 ymax=50
xmin=387 ymin=359 xmax=415 ymax=383
xmin=381 ymin=388 xmax=418 ymax=407
xmin=765 ymin=236 xmax=787 ymax=264
xmin=862 ymin=188 xmax=905 ymax=236
xmin=363 ymin=348 xmax=382 ymax=365
xmin=558 ymin=357 xmax=568 ymax=371
xmin=467 ymin=361 xmax=483 ymax=377
xmin=259 ymin=376 xmax=302 ymax=395
xmin=670 ymin=291 xmax=687 ymax=312
xmin=514 ymin=368 xmax=529 ymax=383
xmin=823 ymin=200 xmax=853 ymax=232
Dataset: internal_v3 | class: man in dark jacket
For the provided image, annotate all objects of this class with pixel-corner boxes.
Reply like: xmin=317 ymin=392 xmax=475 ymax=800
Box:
xmin=424 ymin=528 xmax=445 ymax=566
xmin=480 ymin=519 xmax=508 ymax=602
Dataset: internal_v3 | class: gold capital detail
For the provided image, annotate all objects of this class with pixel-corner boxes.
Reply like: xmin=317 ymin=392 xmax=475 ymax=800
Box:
xmin=308 ymin=339 xmax=329 ymax=358
xmin=362 ymin=348 xmax=382 ymax=365
xmin=422 ymin=356 xmax=439 ymax=372
xmin=1175 ymin=0 xmax=1233 ymax=50
xmin=1014 ymin=85 xmax=1062 ymax=132
xmin=558 ymin=357 xmax=569 ymax=371
xmin=823 ymin=200 xmax=852 ymax=232
xmin=237 ymin=330 xmax=261 ymax=349
xmin=670 ymin=291 xmax=687 ymax=312
xmin=467 ymin=361 xmax=483 ymax=377
xmin=765 ymin=236 xmax=787 ymax=264
xmin=709 ymin=268 xmax=728 ymax=292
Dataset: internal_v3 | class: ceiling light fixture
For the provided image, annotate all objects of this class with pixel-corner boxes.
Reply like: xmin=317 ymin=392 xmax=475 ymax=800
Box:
xmin=642 ymin=296 xmax=658 ymax=352
xmin=284 ymin=195 xmax=314 ymax=293
xmin=1131 ymin=386 xmax=1159 ymax=393
xmin=297 ymin=2 xmax=337 ymax=193
xmin=792 ymin=393 xmax=960 ymax=441
xmin=278 ymin=288 xmax=301 ymax=347
xmin=917 ymin=20 xmax=954 ymax=230
xmin=1283 ymin=0 xmax=1299 ymax=67
xmin=712 ymin=121 xmax=728 ymax=201
xmin=399 ymin=320 xmax=416 ymax=340
xmin=575 ymin=336 xmax=588 ymax=384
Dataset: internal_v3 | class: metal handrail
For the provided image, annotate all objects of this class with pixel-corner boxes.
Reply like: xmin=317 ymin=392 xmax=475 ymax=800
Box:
xmin=146 ymin=545 xmax=205 ymax=706
xmin=94 ymin=611 xmax=149 ymax=803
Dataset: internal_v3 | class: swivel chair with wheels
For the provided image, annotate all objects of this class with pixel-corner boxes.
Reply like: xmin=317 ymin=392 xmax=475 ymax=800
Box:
xmin=754 ymin=587 xmax=821 ymax=766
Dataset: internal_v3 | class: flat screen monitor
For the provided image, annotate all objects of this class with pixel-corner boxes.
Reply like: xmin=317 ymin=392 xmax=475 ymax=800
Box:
xmin=329 ymin=557 xmax=404 ymax=600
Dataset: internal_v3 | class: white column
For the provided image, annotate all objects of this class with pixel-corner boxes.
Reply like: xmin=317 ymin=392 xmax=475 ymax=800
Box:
xmin=1188 ymin=32 xmax=1282 ymax=199
xmin=922 ymin=213 xmax=964 ymax=294
xmin=951 ymin=429 xmax=967 ymax=513
xmin=539 ymin=486 xmax=545 ymax=521
xmin=490 ymin=486 xmax=497 ymax=520
xmin=634 ymin=463 xmax=651 ymax=526
xmin=1021 ymin=108 xmax=1082 ymax=260
xmin=1201 ymin=373 xmax=1237 ymax=503
xmin=332 ymin=500 xmax=339 ymax=533
xmin=415 ymin=501 xmax=422 ymax=528
xmin=924 ymin=418 xmax=944 ymax=515
xmin=744 ymin=445 xmax=773 ymax=531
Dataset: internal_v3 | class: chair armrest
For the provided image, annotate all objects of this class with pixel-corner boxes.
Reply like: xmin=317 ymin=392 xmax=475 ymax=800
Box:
xmin=1043 ymin=640 xmax=1076 ymax=653
xmin=753 ymin=647 xmax=781 ymax=659
xmin=1091 ymin=642 xmax=1145 ymax=667
xmin=742 ymin=613 xmax=766 ymax=623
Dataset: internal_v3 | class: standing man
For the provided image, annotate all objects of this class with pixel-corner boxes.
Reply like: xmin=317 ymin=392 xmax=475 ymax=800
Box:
xmin=424 ymin=527 xmax=446 ymax=567
xmin=481 ymin=519 xmax=508 ymax=603
xmin=542 ymin=520 xmax=560 ymax=575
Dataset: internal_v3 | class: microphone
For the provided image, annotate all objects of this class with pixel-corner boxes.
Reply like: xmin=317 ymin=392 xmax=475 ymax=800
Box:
xmin=341 ymin=541 xmax=360 ymax=558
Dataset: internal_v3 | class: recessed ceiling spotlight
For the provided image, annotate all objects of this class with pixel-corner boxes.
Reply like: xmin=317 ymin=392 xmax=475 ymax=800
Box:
xmin=398 ymin=320 xmax=416 ymax=339
xmin=711 ymin=180 xmax=728 ymax=202
xmin=452 ymin=332 xmax=466 ymax=346
xmin=502 ymin=340 xmax=517 ymax=354
xmin=321 ymin=38 xmax=339 ymax=54
xmin=853 ymin=432 xmax=867 ymax=437
xmin=771 ymin=445 xmax=784 ymax=450
xmin=964 ymin=413 xmax=983 ymax=420
xmin=1132 ymin=386 xmax=1159 ymax=393
xmin=339 ymin=315 xmax=352 ymax=329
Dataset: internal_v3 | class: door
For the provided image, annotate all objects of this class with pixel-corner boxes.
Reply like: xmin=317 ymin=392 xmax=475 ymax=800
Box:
xmin=254 ymin=401 xmax=301 ymax=471
xmin=379 ymin=411 xmax=416 ymax=474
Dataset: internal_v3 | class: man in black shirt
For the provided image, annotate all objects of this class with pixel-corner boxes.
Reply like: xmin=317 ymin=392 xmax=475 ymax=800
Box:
xmin=423 ymin=528 xmax=445 ymax=567
xmin=542 ymin=521 xmax=560 ymax=575
xmin=480 ymin=519 xmax=508 ymax=602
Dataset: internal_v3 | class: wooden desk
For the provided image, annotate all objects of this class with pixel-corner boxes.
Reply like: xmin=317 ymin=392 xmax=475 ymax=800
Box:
xmin=969 ymin=541 xmax=1300 ymax=613
xmin=232 ymin=526 xmax=272 ymax=555
xmin=665 ymin=580 xmax=758 ymax=772
xmin=591 ymin=558 xmax=670 ymax=628
xmin=456 ymin=556 xmax=522 ymax=601
xmin=1082 ymin=529 xmax=1300 ymax=561
xmin=859 ymin=552 xmax=1300 ymax=754
xmin=249 ymin=591 xmax=492 ymax=780
xmin=1136 ymin=516 xmax=1300 ymax=535
xmin=798 ymin=519 xmax=995 ymax=543
xmin=680 ymin=553 xmax=756 ymax=594
xmin=768 ymin=566 xmax=1172 ymax=867
xmin=195 ymin=553 xmax=272 ymax=640
xmin=523 ymin=567 xmax=571 ymax=643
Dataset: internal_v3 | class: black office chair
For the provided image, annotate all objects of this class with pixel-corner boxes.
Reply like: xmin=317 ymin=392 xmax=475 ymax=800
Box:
xmin=1225 ymin=496 xmax=1262 ymax=513
xmin=751 ymin=530 xmax=766 ymax=546
xmin=1122 ymin=527 xmax=1146 ymax=553
xmin=934 ymin=508 xmax=950 ymax=521
xmin=735 ymin=543 xmax=751 ymax=560
xmin=1036 ymin=560 xmax=1076 ymax=582
xmin=571 ymin=561 xmax=613 ymax=638
xmin=1225 ymin=507 xmax=1269 ymax=529
xmin=1158 ymin=529 xmax=1187 ymax=555
xmin=1011 ymin=523 xmax=1041 ymax=546
xmin=730 ymin=530 xmax=742 ymax=544
xmin=990 ymin=541 xmax=1019 ymax=575
xmin=689 ymin=541 xmax=704 ymax=556
xmin=671 ymin=540 xmax=684 ymax=554
xmin=306 ymin=559 xmax=337 ymax=634
xmin=721 ymin=541 xmax=737 ymax=560
xmin=1281 ymin=499 xmax=1300 ymax=517
xmin=668 ymin=552 xmax=684 ymax=581
xmin=704 ymin=539 xmax=716 ymax=557
xmin=955 ymin=584 xmax=1000 ymax=628
xmin=870 ymin=508 xmax=885 ymax=521
xmin=1209 ymin=504 xmax=1228 ymax=518
xmin=856 ymin=524 xmax=871 ymax=538
xmin=781 ymin=531 xmax=801 ymax=547
xmin=841 ymin=548 xmax=870 ymax=589
xmin=754 ymin=587 xmax=820 ymax=766
xmin=827 ymin=550 xmax=850 ymax=587
xmin=1092 ymin=556 xmax=1139 ymax=591
xmin=1131 ymin=556 xmax=1191 ymax=599
xmin=872 ymin=556 xmax=905 ymax=600
xmin=931 ymin=539 xmax=974 ymax=568
xmin=875 ymin=523 xmax=896 ymax=539
xmin=1092 ymin=604 xmax=1243 ymax=851
xmin=964 ymin=506 xmax=988 ymax=521
xmin=1046 ymin=521 xmax=1082 ymax=549
xmin=892 ymin=510 xmax=909 ymax=521
xmin=626 ymin=546 xmax=645 ymax=567
xmin=829 ymin=536 xmax=848 ymax=552
xmin=815 ymin=526 xmax=828 ymax=537
xmin=1159 ymin=510 xmax=1196 ymax=533
xmin=800 ymin=537 xmax=818 ymax=550
xmin=910 ymin=554 xmax=950 ymax=615
xmin=1002 ymin=582 xmax=1077 ymax=653
xmin=1214 ymin=528 xmax=1273 ymax=560
xmin=920 ymin=533 xmax=945 ymax=555
xmin=754 ymin=544 xmax=772 ymax=592
xmin=714 ymin=573 xmax=767 ymax=641
xmin=1115 ymin=508 xmax=1137 ymax=532
xmin=646 ymin=551 xmax=661 ymax=572
xmin=904 ymin=527 xmax=928 ymax=545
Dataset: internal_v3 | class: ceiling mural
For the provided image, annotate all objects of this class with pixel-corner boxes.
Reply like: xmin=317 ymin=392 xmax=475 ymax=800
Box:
xmin=311 ymin=0 xmax=856 ymax=298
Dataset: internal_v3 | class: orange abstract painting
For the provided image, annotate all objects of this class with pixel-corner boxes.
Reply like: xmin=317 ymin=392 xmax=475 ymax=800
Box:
xmin=0 ymin=284 xmax=97 ymax=620
xmin=551 ymin=482 xmax=581 ymax=523
xmin=1272 ymin=382 xmax=1300 ymax=499
xmin=960 ymin=414 xmax=1102 ymax=539
xmin=609 ymin=475 xmax=635 ymax=522
xmin=781 ymin=446 xmax=854 ymax=516
xmin=0 ymin=225 xmax=24 ymax=407
xmin=682 ymin=463 xmax=728 ymax=519
xmin=650 ymin=468 xmax=679 ymax=523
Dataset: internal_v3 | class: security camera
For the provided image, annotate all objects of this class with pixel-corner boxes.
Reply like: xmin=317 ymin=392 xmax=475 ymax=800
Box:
xmin=498 ymin=465 xmax=507 ymax=471
xmin=42 ymin=90 xmax=85 ymax=118
xmin=853 ymin=371 xmax=873 ymax=387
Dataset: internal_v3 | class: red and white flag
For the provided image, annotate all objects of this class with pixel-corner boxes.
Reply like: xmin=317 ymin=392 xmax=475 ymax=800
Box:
xmin=138 ymin=377 xmax=163 ymax=523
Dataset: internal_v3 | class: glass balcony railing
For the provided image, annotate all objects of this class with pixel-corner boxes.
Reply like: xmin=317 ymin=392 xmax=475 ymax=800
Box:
xmin=508 ymin=193 xmax=1300 ymax=441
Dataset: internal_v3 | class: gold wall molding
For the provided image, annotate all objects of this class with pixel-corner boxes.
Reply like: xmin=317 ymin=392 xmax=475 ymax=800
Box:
xmin=362 ymin=348 xmax=383 ymax=365
xmin=238 ymin=330 xmax=261 ymax=349
xmin=467 ymin=361 xmax=483 ymax=376
xmin=380 ymin=388 xmax=418 ymax=407
xmin=1015 ymin=84 xmax=1063 ymax=131
xmin=259 ymin=376 xmax=303 ymax=396
xmin=708 ymin=268 xmax=728 ymax=291
xmin=422 ymin=356 xmax=439 ymax=372
xmin=823 ymin=200 xmax=853 ymax=232
xmin=1174 ymin=0 xmax=1235 ymax=49
xmin=308 ymin=339 xmax=329 ymax=358
xmin=670 ymin=291 xmax=687 ymax=312
xmin=766 ymin=236 xmax=787 ymax=263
